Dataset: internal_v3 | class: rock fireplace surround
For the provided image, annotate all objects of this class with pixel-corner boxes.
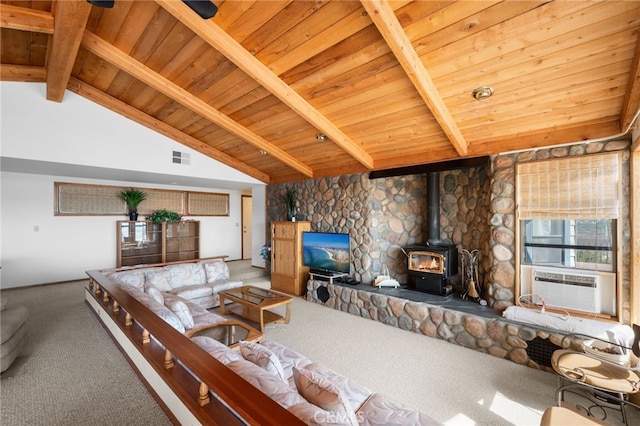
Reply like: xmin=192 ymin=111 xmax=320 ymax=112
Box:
xmin=268 ymin=138 xmax=632 ymax=323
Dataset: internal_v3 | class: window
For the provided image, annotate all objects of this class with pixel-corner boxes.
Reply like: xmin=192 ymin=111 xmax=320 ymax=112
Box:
xmin=522 ymin=219 xmax=615 ymax=272
xmin=516 ymin=152 xmax=621 ymax=317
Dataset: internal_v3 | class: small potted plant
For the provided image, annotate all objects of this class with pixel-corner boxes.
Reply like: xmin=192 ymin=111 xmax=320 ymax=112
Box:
xmin=149 ymin=209 xmax=181 ymax=223
xmin=284 ymin=187 xmax=297 ymax=221
xmin=119 ymin=188 xmax=147 ymax=221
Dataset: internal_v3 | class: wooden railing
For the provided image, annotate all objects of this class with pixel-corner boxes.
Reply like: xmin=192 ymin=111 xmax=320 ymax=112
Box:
xmin=85 ymin=268 xmax=304 ymax=425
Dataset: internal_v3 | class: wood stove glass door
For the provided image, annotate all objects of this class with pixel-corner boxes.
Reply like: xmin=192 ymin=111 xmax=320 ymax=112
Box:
xmin=408 ymin=251 xmax=445 ymax=275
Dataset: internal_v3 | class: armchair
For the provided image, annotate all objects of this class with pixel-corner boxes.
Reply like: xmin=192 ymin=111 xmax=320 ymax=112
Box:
xmin=550 ymin=324 xmax=640 ymax=425
xmin=1 ymin=297 xmax=29 ymax=372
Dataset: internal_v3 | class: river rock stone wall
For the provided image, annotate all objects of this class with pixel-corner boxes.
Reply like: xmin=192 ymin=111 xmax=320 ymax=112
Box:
xmin=267 ymin=168 xmax=490 ymax=289
xmin=440 ymin=167 xmax=492 ymax=295
xmin=267 ymin=139 xmax=631 ymax=320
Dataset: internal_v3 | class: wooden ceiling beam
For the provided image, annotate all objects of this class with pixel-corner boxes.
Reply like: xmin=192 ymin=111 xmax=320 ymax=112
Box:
xmin=154 ymin=0 xmax=375 ymax=170
xmin=66 ymin=77 xmax=270 ymax=183
xmin=81 ymin=31 xmax=313 ymax=178
xmin=621 ymin=29 xmax=640 ymax=132
xmin=360 ymin=0 xmax=468 ymax=157
xmin=0 ymin=3 xmax=53 ymax=34
xmin=46 ymin=0 xmax=92 ymax=102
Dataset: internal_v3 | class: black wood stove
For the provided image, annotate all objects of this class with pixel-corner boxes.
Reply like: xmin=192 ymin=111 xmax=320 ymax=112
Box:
xmin=404 ymin=172 xmax=459 ymax=296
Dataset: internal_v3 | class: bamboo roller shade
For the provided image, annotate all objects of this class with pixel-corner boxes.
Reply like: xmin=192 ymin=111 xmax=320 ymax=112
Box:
xmin=517 ymin=152 xmax=620 ymax=220
xmin=55 ymin=182 xmax=229 ymax=216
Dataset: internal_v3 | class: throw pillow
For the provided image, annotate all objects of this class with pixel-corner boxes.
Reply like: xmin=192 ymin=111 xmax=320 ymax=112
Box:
xmin=204 ymin=259 xmax=230 ymax=283
xmin=145 ymin=269 xmax=173 ymax=292
xmin=155 ymin=309 xmax=186 ymax=334
xmin=240 ymin=341 xmax=287 ymax=383
xmin=164 ymin=298 xmax=194 ymax=329
xmin=144 ymin=284 xmax=164 ymax=305
xmin=108 ymin=270 xmax=146 ymax=290
xmin=292 ymin=367 xmax=359 ymax=426
xmin=192 ymin=336 xmax=241 ymax=364
xmin=167 ymin=263 xmax=206 ymax=288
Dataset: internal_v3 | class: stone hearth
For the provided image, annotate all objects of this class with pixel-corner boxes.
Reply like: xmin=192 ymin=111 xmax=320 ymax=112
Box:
xmin=306 ymin=280 xmax=570 ymax=372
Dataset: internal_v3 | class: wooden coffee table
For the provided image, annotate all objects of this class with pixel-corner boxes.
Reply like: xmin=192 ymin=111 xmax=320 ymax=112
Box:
xmin=218 ymin=286 xmax=292 ymax=332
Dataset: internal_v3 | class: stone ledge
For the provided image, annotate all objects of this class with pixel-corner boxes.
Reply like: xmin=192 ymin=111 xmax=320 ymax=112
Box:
xmin=306 ymin=280 xmax=575 ymax=372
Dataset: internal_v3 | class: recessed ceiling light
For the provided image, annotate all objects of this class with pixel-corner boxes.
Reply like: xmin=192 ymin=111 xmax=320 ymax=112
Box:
xmin=315 ymin=133 xmax=328 ymax=142
xmin=259 ymin=150 xmax=268 ymax=156
xmin=472 ymin=86 xmax=494 ymax=100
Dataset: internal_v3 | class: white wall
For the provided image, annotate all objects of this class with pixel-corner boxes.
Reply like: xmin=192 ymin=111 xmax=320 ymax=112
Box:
xmin=251 ymin=185 xmax=267 ymax=269
xmin=0 ymin=82 xmax=267 ymax=288
xmin=0 ymin=82 xmax=258 ymax=183
xmin=1 ymin=172 xmax=247 ymax=288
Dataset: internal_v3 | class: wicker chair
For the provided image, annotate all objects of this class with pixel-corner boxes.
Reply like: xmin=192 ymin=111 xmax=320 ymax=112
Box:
xmin=551 ymin=325 xmax=640 ymax=425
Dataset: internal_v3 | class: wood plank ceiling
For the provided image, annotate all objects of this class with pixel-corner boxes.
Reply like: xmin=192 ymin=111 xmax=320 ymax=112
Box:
xmin=2 ymin=0 xmax=639 ymax=184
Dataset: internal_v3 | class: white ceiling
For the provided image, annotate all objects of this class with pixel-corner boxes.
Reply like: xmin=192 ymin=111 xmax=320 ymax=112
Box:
xmin=0 ymin=157 xmax=260 ymax=191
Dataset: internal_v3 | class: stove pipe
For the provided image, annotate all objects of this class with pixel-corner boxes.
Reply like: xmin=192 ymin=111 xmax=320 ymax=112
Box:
xmin=426 ymin=172 xmax=440 ymax=245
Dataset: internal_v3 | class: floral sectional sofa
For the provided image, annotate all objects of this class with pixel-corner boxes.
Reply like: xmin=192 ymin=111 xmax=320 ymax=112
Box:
xmin=105 ymin=257 xmax=243 ymax=309
xmin=193 ymin=336 xmax=441 ymax=426
xmin=97 ymin=259 xmax=438 ymax=424
xmin=102 ymin=258 xmax=244 ymax=335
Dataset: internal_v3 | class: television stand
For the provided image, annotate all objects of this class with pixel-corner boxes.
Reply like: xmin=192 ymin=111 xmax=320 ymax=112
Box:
xmin=309 ymin=270 xmax=347 ymax=284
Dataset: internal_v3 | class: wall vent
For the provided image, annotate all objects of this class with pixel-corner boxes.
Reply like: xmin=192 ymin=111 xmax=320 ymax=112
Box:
xmin=532 ymin=267 xmax=600 ymax=312
xmin=172 ymin=151 xmax=190 ymax=165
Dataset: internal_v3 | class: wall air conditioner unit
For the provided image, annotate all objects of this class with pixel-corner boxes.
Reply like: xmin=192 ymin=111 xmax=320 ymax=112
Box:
xmin=531 ymin=267 xmax=600 ymax=313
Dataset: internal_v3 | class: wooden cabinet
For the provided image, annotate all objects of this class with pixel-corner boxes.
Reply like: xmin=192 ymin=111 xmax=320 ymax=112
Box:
xmin=117 ymin=220 xmax=199 ymax=267
xmin=165 ymin=221 xmax=200 ymax=263
xmin=270 ymin=221 xmax=311 ymax=296
xmin=117 ymin=221 xmax=163 ymax=267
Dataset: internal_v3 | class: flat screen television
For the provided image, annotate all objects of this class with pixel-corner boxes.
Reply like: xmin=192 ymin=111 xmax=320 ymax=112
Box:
xmin=302 ymin=232 xmax=351 ymax=276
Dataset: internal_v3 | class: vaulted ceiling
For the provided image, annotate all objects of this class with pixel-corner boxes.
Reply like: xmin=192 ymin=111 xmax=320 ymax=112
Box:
xmin=2 ymin=0 xmax=639 ymax=184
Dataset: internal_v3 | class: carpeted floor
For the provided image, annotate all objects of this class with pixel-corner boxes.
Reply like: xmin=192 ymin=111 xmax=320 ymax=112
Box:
xmin=1 ymin=280 xmax=172 ymax=426
xmin=263 ymin=297 xmax=558 ymax=426
xmin=262 ymin=297 xmax=638 ymax=426
xmin=2 ymin=268 xmax=636 ymax=425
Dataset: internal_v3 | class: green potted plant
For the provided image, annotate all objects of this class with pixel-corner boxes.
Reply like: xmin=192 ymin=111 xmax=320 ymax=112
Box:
xmin=284 ymin=187 xmax=297 ymax=221
xmin=119 ymin=188 xmax=147 ymax=221
xmin=149 ymin=209 xmax=181 ymax=224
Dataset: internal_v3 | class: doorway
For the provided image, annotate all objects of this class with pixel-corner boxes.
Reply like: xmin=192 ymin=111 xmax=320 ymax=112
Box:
xmin=241 ymin=195 xmax=252 ymax=259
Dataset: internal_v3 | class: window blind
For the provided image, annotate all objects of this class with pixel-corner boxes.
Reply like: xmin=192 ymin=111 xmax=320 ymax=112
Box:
xmin=187 ymin=192 xmax=229 ymax=216
xmin=139 ymin=190 xmax=184 ymax=215
xmin=55 ymin=182 xmax=229 ymax=216
xmin=517 ymin=152 xmax=620 ymax=220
